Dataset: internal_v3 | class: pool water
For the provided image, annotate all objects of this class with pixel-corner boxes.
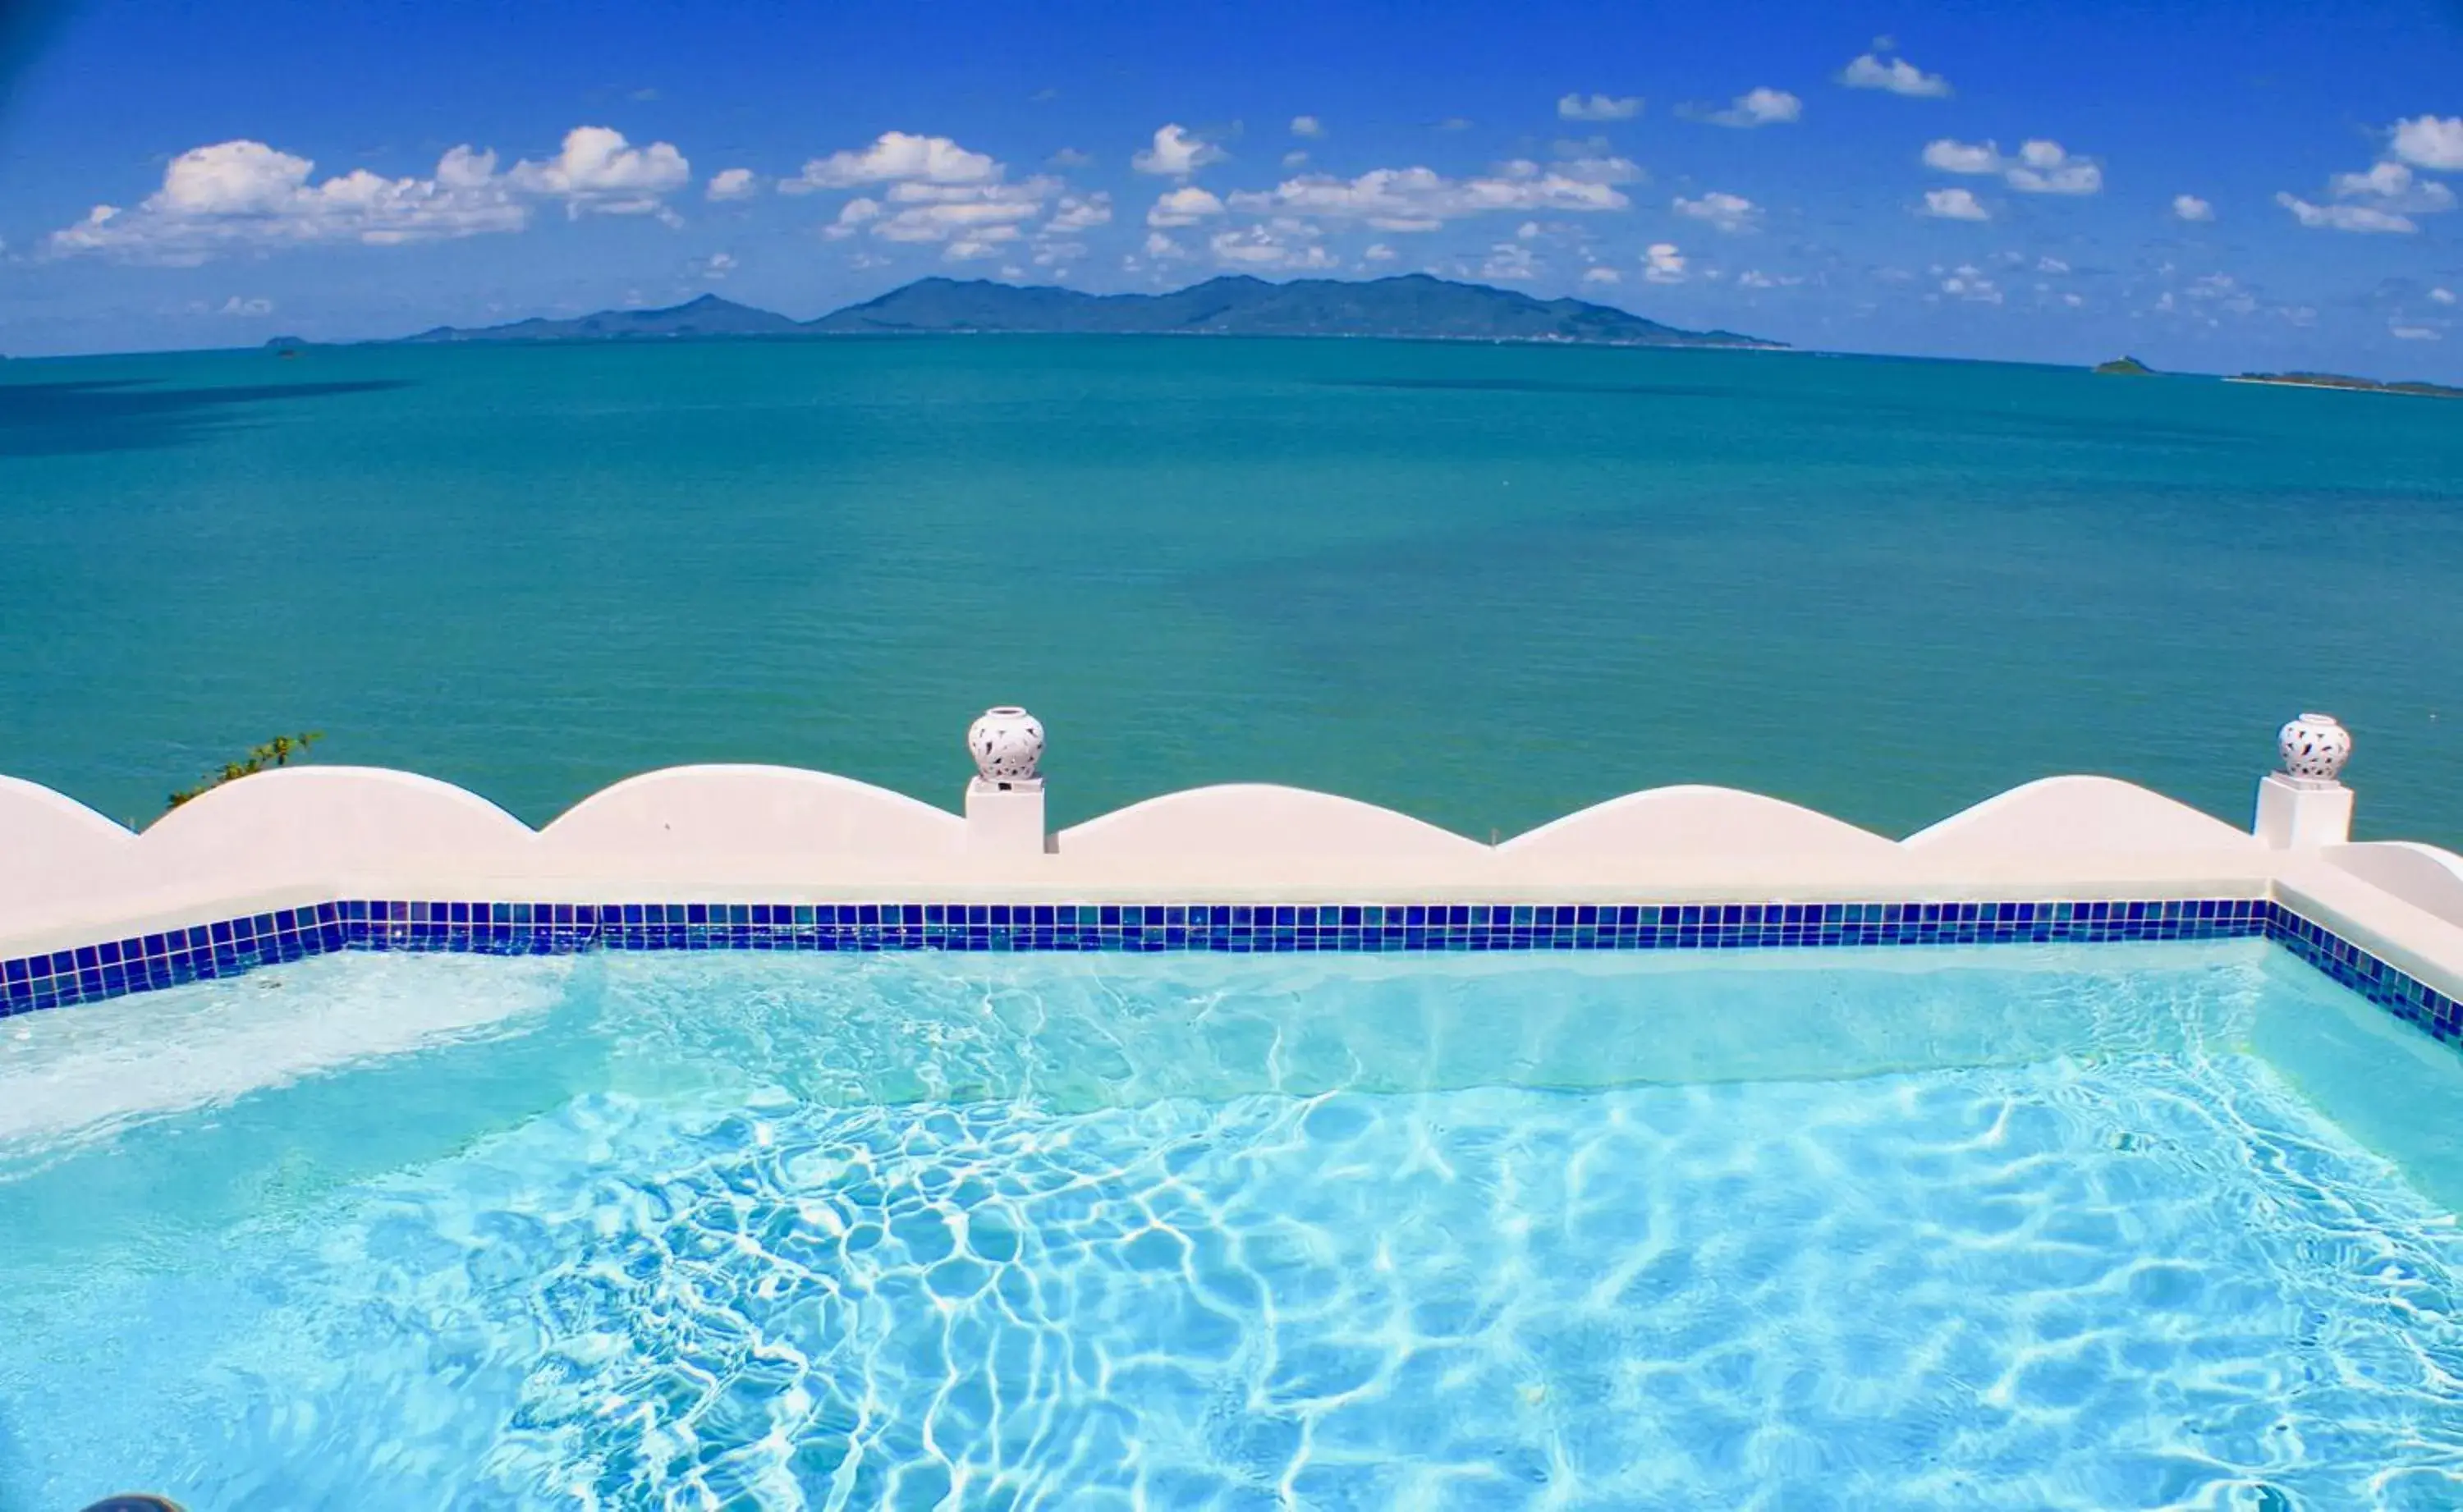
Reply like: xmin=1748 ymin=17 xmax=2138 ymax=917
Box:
xmin=2 ymin=946 xmax=2461 ymax=1509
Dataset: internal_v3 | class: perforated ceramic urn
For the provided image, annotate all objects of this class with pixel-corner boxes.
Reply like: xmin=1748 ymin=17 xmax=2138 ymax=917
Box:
xmin=2277 ymin=712 xmax=2351 ymax=782
xmin=968 ymin=706 xmax=1045 ymax=784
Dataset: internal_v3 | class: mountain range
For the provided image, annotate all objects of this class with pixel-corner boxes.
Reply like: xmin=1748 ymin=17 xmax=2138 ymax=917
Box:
xmin=374 ymin=274 xmax=1778 ymax=350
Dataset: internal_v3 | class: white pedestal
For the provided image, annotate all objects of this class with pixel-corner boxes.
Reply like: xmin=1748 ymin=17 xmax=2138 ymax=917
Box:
xmin=965 ymin=777 xmax=1048 ymax=857
xmin=2254 ymin=771 xmax=2352 ymax=850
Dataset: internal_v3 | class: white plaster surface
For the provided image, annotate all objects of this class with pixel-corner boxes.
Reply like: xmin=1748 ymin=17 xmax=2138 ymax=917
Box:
xmin=1055 ymin=784 xmax=1487 ymax=865
xmin=2255 ymin=772 xmax=2355 ymax=850
xmin=0 ymin=777 xmax=135 ymax=923
xmin=1901 ymin=776 xmax=2262 ymax=858
xmin=1500 ymin=785 xmax=1898 ymax=864
xmin=965 ymin=779 xmax=1048 ymax=857
xmin=542 ymin=765 xmax=961 ymax=864
xmin=2323 ymin=842 xmax=2463 ymax=932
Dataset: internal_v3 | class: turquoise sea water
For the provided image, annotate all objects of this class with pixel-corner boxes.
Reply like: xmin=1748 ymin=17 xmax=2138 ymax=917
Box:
xmin=2 ymin=946 xmax=2461 ymax=1508
xmin=2 ymin=337 xmax=2460 ymax=840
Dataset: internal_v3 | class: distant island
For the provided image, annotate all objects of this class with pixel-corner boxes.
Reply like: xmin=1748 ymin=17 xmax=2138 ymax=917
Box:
xmin=2225 ymin=370 xmax=2463 ymax=400
xmin=2093 ymin=355 xmax=2154 ymax=375
xmin=343 ymin=274 xmax=1780 ymax=351
xmin=396 ymin=298 xmax=800 ymax=345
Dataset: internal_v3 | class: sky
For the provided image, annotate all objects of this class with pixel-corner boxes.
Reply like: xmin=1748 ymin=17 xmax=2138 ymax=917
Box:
xmin=1 ymin=0 xmax=2459 ymax=375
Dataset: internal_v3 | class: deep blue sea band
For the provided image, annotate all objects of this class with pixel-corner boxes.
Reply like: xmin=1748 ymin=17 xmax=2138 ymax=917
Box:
xmin=2 ymin=896 xmax=2456 ymax=1050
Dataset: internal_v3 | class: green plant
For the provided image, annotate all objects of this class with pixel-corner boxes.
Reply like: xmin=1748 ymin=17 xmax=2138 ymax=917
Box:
xmin=167 ymin=731 xmax=323 ymax=811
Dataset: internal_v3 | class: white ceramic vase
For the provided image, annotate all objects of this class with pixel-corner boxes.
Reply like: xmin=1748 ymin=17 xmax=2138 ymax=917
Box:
xmin=2278 ymin=712 xmax=2351 ymax=782
xmin=968 ymin=707 xmax=1045 ymax=783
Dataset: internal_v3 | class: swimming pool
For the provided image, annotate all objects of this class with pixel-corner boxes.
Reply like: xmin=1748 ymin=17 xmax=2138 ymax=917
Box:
xmin=2 ymin=944 xmax=2460 ymax=1509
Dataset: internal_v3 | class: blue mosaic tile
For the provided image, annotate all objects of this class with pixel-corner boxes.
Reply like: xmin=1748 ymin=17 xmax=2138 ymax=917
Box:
xmin=1 ymin=895 xmax=2455 ymax=1052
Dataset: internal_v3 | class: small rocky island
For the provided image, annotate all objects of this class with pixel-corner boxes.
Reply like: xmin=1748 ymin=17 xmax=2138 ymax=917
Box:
xmin=2093 ymin=355 xmax=2154 ymax=375
xmin=2226 ymin=370 xmax=2463 ymax=400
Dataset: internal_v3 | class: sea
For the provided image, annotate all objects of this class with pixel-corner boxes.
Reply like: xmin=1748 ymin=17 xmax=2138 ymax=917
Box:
xmin=2 ymin=335 xmax=2459 ymax=845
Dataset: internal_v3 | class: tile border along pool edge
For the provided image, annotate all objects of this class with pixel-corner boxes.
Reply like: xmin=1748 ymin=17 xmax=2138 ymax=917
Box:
xmin=4 ymin=896 xmax=2456 ymax=1051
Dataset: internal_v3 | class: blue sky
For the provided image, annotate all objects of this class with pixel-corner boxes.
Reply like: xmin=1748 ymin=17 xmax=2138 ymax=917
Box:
xmin=2 ymin=0 xmax=2459 ymax=374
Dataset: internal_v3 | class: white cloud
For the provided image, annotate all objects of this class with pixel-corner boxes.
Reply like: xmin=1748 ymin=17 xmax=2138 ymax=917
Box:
xmin=1643 ymin=242 xmax=1686 ymax=282
xmin=1551 ymin=156 xmax=1644 ymax=186
xmin=1132 ymin=124 xmax=1227 ymax=176
xmin=1698 ymin=88 xmax=1802 ymax=128
xmin=507 ymin=126 xmax=691 ymax=215
xmin=216 ymin=295 xmax=273 ymax=316
xmin=1939 ymin=266 xmax=2002 ymax=304
xmin=700 ymin=251 xmax=736 ymax=279
xmin=1921 ymin=139 xmax=2000 ymax=175
xmin=1558 ymin=93 xmax=1643 ymax=121
xmin=787 ymin=133 xmax=1071 ymax=259
xmin=1920 ymin=186 xmax=1990 ymax=221
xmin=2181 ymin=272 xmax=2255 ymax=314
xmin=1283 ymin=150 xmax=1309 ymax=167
xmin=785 ymin=132 xmax=998 ymax=192
xmin=2007 ymin=140 xmax=2101 ymax=194
xmin=820 ymin=197 xmax=883 ymax=239
xmin=1291 ymin=115 xmax=1324 ymax=139
xmin=1483 ymin=241 xmax=1538 ymax=280
xmin=2275 ymin=158 xmax=2454 ymax=235
xmin=1147 ymin=186 xmax=1226 ymax=227
xmin=48 ymin=138 xmax=531 ymax=261
xmin=1736 ymin=269 xmax=1801 ymax=289
xmin=1209 ymin=222 xmax=1335 ymax=269
xmin=2276 ymin=194 xmax=2415 ymax=233
xmin=2392 ymin=323 xmax=2441 ymax=340
xmin=1048 ymin=147 xmax=1093 ymax=168
xmin=1364 ymin=242 xmax=1398 ymax=262
xmin=1924 ymin=138 xmax=2100 ymax=195
xmin=1582 ymin=265 xmax=1621 ymax=284
xmin=1142 ymin=230 xmax=1191 ymax=261
xmin=1839 ymin=53 xmax=1951 ymax=98
xmin=1043 ymin=192 xmax=1112 ymax=233
xmin=2327 ymin=159 xmax=2456 ymax=213
xmin=1673 ymin=190 xmax=1759 ymax=232
xmin=2036 ymin=255 xmax=2070 ymax=273
xmin=1226 ymin=163 xmax=1631 ymax=231
xmin=945 ymin=236 xmax=1011 ymax=261
xmin=2392 ymin=115 xmax=2463 ymax=172
xmin=868 ymin=179 xmax=1058 ymax=254
xmin=2432 ymin=287 xmax=2457 ymax=305
xmin=2172 ymin=194 xmax=2213 ymax=222
xmin=706 ymin=167 xmax=758 ymax=201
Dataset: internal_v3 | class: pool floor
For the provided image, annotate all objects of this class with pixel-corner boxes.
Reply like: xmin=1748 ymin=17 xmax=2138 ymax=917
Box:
xmin=2 ymin=947 xmax=2460 ymax=1509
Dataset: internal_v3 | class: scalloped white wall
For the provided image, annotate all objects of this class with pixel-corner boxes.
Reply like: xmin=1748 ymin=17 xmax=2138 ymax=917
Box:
xmin=1901 ymin=776 xmax=2260 ymax=858
xmin=1498 ymin=785 xmax=1898 ymax=863
xmin=541 ymin=765 xmax=963 ymax=863
xmin=1054 ymin=784 xmax=1485 ymax=864
xmin=0 ymin=776 xmax=136 ymax=920
xmin=0 ymin=762 xmax=2374 ymax=955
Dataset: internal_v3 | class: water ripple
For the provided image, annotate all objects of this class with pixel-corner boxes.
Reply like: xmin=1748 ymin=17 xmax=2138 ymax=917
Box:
xmin=59 ymin=1058 xmax=2441 ymax=1509
xmin=2 ymin=950 xmax=2461 ymax=1509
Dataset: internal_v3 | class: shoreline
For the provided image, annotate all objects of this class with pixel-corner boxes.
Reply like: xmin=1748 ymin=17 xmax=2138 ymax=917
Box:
xmin=2222 ymin=376 xmax=2463 ymax=399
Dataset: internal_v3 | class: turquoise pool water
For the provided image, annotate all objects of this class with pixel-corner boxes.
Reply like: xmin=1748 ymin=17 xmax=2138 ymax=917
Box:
xmin=5 ymin=338 xmax=2463 ymax=845
xmin=2 ymin=946 xmax=2461 ymax=1508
